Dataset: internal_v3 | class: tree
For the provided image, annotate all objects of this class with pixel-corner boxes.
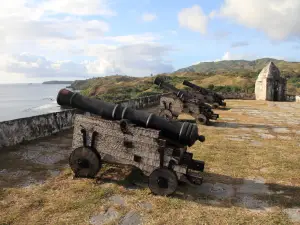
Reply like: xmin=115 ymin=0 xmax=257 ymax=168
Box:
xmin=208 ymin=84 xmax=214 ymax=90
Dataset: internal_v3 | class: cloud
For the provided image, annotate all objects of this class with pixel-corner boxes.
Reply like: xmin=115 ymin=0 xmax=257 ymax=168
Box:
xmin=217 ymin=51 xmax=258 ymax=61
xmin=142 ymin=13 xmax=157 ymax=22
xmin=231 ymin=41 xmax=249 ymax=48
xmin=212 ymin=0 xmax=300 ymax=40
xmin=0 ymin=43 xmax=175 ymax=79
xmin=178 ymin=5 xmax=208 ymax=34
xmin=1 ymin=18 xmax=110 ymax=42
xmin=41 ymin=0 xmax=116 ymax=16
xmin=102 ymin=33 xmax=160 ymax=44
xmin=84 ymin=43 xmax=175 ymax=76
xmin=3 ymin=53 xmax=88 ymax=78
xmin=0 ymin=0 xmax=175 ymax=82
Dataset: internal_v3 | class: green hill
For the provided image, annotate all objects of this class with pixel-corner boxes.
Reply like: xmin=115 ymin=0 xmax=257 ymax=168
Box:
xmin=176 ymin=58 xmax=300 ymax=77
xmin=72 ymin=58 xmax=300 ymax=101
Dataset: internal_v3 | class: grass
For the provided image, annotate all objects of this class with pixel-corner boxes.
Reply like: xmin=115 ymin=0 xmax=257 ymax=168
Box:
xmin=0 ymin=100 xmax=300 ymax=225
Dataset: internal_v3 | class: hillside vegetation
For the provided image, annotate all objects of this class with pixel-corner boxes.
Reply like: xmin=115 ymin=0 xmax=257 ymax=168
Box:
xmin=70 ymin=58 xmax=300 ymax=102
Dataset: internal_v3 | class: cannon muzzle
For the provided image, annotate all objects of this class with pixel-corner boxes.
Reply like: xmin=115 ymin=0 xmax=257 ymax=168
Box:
xmin=57 ymin=89 xmax=205 ymax=147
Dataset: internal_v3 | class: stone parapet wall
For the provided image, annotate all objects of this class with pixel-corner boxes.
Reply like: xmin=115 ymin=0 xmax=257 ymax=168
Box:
xmin=116 ymin=93 xmax=172 ymax=109
xmin=220 ymin=92 xmax=256 ymax=100
xmin=0 ymin=93 xmax=168 ymax=149
xmin=0 ymin=110 xmax=76 ymax=149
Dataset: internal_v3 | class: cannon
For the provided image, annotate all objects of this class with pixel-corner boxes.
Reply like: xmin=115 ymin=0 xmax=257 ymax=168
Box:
xmin=56 ymin=89 xmax=206 ymax=196
xmin=153 ymin=77 xmax=219 ymax=125
xmin=183 ymin=80 xmax=226 ymax=109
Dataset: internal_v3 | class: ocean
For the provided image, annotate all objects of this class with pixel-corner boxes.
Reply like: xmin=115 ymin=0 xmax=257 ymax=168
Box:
xmin=0 ymin=83 xmax=70 ymax=122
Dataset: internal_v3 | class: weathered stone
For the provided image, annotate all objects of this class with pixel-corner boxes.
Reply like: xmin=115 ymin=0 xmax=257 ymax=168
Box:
xmin=278 ymin=136 xmax=292 ymax=141
xmin=109 ymin=195 xmax=126 ymax=206
xmin=196 ymin=183 xmax=234 ymax=199
xmin=221 ymin=118 xmax=236 ymax=121
xmin=259 ymin=133 xmax=275 ymax=139
xmin=252 ymin=128 xmax=268 ymax=133
xmin=237 ymin=195 xmax=270 ymax=212
xmin=272 ymin=128 xmax=290 ymax=134
xmin=0 ymin=110 xmax=76 ymax=149
xmin=283 ymin=208 xmax=300 ymax=222
xmin=228 ymin=138 xmax=244 ymax=142
xmin=237 ymin=177 xmax=270 ymax=195
xmin=90 ymin=207 xmax=119 ymax=225
xmin=138 ymin=202 xmax=152 ymax=211
xmin=119 ymin=211 xmax=142 ymax=225
xmin=251 ymin=141 xmax=263 ymax=147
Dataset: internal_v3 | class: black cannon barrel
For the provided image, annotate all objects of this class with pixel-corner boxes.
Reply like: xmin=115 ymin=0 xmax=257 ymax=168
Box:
xmin=154 ymin=77 xmax=191 ymax=100
xmin=57 ymin=89 xmax=205 ymax=146
xmin=183 ymin=80 xmax=209 ymax=95
xmin=183 ymin=80 xmax=224 ymax=100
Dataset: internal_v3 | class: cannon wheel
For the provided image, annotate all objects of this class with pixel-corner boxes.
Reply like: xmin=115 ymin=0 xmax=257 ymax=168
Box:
xmin=69 ymin=146 xmax=102 ymax=178
xmin=159 ymin=109 xmax=173 ymax=121
xmin=197 ymin=114 xmax=208 ymax=125
xmin=212 ymin=103 xmax=219 ymax=109
xmin=148 ymin=168 xmax=178 ymax=196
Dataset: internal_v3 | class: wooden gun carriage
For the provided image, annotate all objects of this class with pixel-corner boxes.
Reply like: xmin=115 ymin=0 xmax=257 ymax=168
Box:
xmin=154 ymin=77 xmax=219 ymax=125
xmin=183 ymin=80 xmax=226 ymax=109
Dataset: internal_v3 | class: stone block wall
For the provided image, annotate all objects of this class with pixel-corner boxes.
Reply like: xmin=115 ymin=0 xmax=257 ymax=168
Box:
xmin=0 ymin=110 xmax=76 ymax=149
xmin=221 ymin=92 xmax=256 ymax=100
xmin=116 ymin=93 xmax=172 ymax=109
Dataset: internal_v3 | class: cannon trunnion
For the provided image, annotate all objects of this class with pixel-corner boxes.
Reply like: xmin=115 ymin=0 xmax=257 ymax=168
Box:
xmin=154 ymin=77 xmax=219 ymax=125
xmin=70 ymin=114 xmax=205 ymax=196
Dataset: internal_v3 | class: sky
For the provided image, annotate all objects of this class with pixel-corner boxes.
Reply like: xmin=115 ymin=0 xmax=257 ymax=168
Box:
xmin=0 ymin=0 xmax=300 ymax=83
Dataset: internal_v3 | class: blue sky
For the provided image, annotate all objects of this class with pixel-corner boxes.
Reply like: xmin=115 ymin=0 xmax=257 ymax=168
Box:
xmin=0 ymin=0 xmax=299 ymax=83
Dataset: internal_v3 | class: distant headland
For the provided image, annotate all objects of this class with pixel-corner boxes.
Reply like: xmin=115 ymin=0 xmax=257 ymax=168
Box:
xmin=42 ymin=81 xmax=74 ymax=84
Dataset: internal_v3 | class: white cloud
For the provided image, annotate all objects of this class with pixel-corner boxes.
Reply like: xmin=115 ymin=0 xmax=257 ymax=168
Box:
xmin=102 ymin=33 xmax=160 ymax=44
xmin=0 ymin=1 xmax=174 ymax=82
xmin=41 ymin=0 xmax=116 ymax=16
xmin=0 ymin=42 xmax=174 ymax=80
xmin=220 ymin=51 xmax=257 ymax=61
xmin=212 ymin=0 xmax=300 ymax=40
xmin=178 ymin=5 xmax=208 ymax=34
xmin=142 ymin=13 xmax=157 ymax=22
xmin=84 ymin=43 xmax=175 ymax=76
xmin=2 ymin=53 xmax=88 ymax=78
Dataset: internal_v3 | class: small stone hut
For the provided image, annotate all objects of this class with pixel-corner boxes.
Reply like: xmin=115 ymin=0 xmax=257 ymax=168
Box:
xmin=255 ymin=62 xmax=286 ymax=101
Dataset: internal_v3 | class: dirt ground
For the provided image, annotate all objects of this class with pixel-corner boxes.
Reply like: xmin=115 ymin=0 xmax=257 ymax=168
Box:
xmin=0 ymin=100 xmax=299 ymax=225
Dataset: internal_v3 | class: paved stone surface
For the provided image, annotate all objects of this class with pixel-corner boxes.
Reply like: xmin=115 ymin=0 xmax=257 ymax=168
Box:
xmin=109 ymin=195 xmax=126 ymax=206
xmin=278 ymin=136 xmax=292 ymax=141
xmin=119 ymin=210 xmax=142 ymax=225
xmin=251 ymin=141 xmax=263 ymax=147
xmin=272 ymin=128 xmax=290 ymax=134
xmin=90 ymin=207 xmax=119 ymax=225
xmin=0 ymin=129 xmax=73 ymax=188
xmin=237 ymin=177 xmax=271 ymax=195
xmin=196 ymin=183 xmax=235 ymax=199
xmin=259 ymin=133 xmax=275 ymax=139
xmin=283 ymin=208 xmax=300 ymax=222
xmin=138 ymin=202 xmax=152 ymax=211
xmin=237 ymin=196 xmax=270 ymax=212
